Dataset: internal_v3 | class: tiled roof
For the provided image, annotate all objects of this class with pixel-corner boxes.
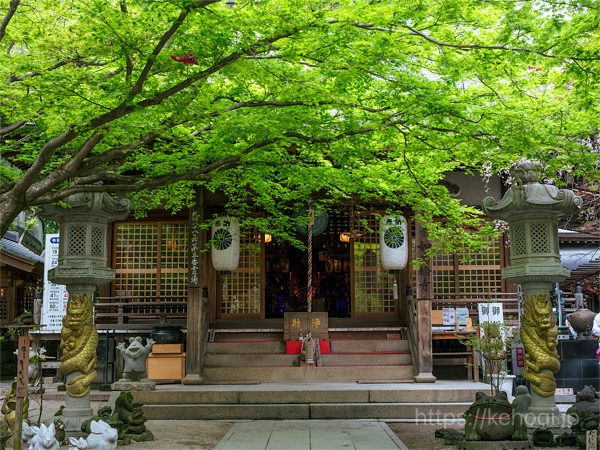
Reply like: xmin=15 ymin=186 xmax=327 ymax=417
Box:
xmin=0 ymin=231 xmax=44 ymax=265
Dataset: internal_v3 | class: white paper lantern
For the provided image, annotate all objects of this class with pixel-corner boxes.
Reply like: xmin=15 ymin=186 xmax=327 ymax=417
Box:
xmin=380 ymin=215 xmax=408 ymax=272
xmin=211 ymin=216 xmax=240 ymax=272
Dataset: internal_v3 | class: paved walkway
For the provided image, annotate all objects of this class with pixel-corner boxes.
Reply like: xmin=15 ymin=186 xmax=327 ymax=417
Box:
xmin=214 ymin=420 xmax=408 ymax=450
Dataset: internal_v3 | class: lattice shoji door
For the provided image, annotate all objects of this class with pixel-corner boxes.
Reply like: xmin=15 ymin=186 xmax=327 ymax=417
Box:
xmin=113 ymin=222 xmax=188 ymax=313
xmin=160 ymin=223 xmax=188 ymax=314
xmin=432 ymin=236 xmax=503 ymax=298
xmin=432 ymin=252 xmax=456 ymax=297
xmin=114 ymin=223 xmax=158 ymax=301
xmin=219 ymin=229 xmax=261 ymax=318
xmin=353 ymin=213 xmax=396 ymax=315
xmin=458 ymin=239 xmax=502 ymax=295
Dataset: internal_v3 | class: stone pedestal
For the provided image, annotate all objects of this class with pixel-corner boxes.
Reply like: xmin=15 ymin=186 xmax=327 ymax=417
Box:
xmin=60 ymin=372 xmax=93 ymax=436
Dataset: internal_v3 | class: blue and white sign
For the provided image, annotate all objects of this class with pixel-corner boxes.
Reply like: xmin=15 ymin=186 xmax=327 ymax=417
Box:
xmin=41 ymin=234 xmax=69 ymax=332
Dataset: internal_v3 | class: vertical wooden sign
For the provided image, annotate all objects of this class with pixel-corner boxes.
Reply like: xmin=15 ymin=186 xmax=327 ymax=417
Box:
xmin=415 ymin=221 xmax=433 ymax=300
xmin=16 ymin=335 xmax=30 ymax=397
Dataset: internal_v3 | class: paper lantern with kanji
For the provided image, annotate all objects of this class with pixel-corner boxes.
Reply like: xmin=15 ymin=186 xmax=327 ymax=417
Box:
xmin=379 ymin=215 xmax=408 ymax=272
xmin=211 ymin=216 xmax=240 ymax=273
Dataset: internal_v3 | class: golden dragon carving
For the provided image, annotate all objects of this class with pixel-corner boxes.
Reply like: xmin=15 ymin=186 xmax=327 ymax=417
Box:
xmin=60 ymin=294 xmax=98 ymax=398
xmin=520 ymin=293 xmax=560 ymax=397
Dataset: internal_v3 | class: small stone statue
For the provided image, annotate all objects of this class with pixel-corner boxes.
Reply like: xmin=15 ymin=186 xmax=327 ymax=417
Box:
xmin=68 ymin=420 xmax=118 ymax=450
xmin=0 ymin=378 xmax=29 ymax=433
xmin=567 ymin=385 xmax=600 ymax=434
xmin=464 ymin=391 xmax=528 ymax=442
xmin=300 ymin=332 xmax=315 ymax=365
xmin=532 ymin=428 xmax=556 ymax=447
xmin=29 ymin=423 xmax=60 ymax=450
xmin=116 ymin=337 xmax=155 ymax=381
xmin=21 ymin=422 xmax=38 ymax=446
xmin=111 ymin=392 xmax=154 ymax=443
xmin=512 ymin=385 xmax=531 ymax=414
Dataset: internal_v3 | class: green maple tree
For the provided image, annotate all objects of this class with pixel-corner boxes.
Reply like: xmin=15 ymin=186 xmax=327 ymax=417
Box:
xmin=1 ymin=0 xmax=598 ymax=249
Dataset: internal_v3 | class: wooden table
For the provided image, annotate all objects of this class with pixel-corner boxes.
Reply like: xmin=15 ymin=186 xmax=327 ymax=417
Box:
xmin=432 ymin=330 xmax=479 ymax=382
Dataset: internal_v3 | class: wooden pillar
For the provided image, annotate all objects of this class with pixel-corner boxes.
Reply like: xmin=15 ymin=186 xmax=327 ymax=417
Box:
xmin=414 ymin=221 xmax=436 ymax=383
xmin=183 ymin=188 xmax=209 ymax=385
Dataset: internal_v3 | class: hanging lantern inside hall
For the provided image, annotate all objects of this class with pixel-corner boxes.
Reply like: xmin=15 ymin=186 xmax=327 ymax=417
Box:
xmin=211 ymin=216 xmax=240 ymax=273
xmin=379 ymin=215 xmax=408 ymax=273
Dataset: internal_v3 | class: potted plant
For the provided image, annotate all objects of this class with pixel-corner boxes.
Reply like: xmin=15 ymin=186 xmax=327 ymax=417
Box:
xmin=460 ymin=321 xmax=514 ymax=396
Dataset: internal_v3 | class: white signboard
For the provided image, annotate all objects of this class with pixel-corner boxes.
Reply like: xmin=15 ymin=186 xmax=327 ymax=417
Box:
xmin=40 ymin=234 xmax=69 ymax=333
xmin=478 ymin=302 xmax=503 ymax=324
xmin=442 ymin=307 xmax=456 ymax=325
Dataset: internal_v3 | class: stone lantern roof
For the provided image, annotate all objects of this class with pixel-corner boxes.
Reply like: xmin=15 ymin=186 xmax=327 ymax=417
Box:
xmin=482 ymin=159 xmax=582 ymax=220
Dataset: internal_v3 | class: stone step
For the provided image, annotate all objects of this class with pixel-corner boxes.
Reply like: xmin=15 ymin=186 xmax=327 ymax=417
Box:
xmin=330 ymin=340 xmax=409 ymax=353
xmin=138 ymin=402 xmax=471 ymax=420
xmin=131 ymin=386 xmax=481 ymax=406
xmin=205 ymin=353 xmax=298 ymax=367
xmin=203 ymin=352 xmax=412 ymax=367
xmin=206 ymin=341 xmax=285 ymax=354
xmin=206 ymin=339 xmax=409 ymax=355
xmin=321 ymin=353 xmax=412 ymax=366
xmin=201 ymin=365 xmax=414 ymax=383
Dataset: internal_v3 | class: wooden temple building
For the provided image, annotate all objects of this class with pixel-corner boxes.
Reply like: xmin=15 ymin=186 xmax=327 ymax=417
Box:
xmin=2 ymin=172 xmax=597 ymax=386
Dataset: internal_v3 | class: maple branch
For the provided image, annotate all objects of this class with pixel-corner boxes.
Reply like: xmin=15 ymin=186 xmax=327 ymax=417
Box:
xmin=0 ymin=0 xmax=20 ymax=43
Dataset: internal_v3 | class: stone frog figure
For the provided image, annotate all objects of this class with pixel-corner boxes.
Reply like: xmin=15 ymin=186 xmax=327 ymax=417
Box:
xmin=116 ymin=337 xmax=155 ymax=381
xmin=464 ymin=391 xmax=528 ymax=441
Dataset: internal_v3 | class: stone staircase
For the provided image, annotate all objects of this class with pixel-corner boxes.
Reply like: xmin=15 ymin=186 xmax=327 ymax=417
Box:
xmin=201 ymin=329 xmax=414 ymax=383
xmin=124 ymin=325 xmax=486 ymax=421
xmin=129 ymin=382 xmax=482 ymax=420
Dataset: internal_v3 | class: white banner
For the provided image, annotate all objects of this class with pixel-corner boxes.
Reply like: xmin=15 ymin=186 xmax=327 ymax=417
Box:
xmin=40 ymin=234 xmax=69 ymax=333
xmin=478 ymin=302 xmax=503 ymax=324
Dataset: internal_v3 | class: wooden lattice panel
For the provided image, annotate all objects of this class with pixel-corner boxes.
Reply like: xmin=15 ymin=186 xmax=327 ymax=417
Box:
xmin=219 ymin=230 xmax=261 ymax=316
xmin=161 ymin=224 xmax=188 ymax=269
xmin=433 ymin=236 xmax=503 ymax=297
xmin=18 ymin=285 xmax=35 ymax=316
xmin=458 ymin=239 xmax=502 ymax=294
xmin=353 ymin=214 xmax=395 ymax=314
xmin=114 ymin=223 xmax=158 ymax=271
xmin=113 ymin=222 xmax=188 ymax=304
xmin=432 ymin=251 xmax=456 ymax=296
xmin=433 ymin=269 xmax=456 ymax=296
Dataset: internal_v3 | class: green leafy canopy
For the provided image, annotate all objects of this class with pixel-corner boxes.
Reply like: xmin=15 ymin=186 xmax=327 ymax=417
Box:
xmin=1 ymin=0 xmax=599 ymax=251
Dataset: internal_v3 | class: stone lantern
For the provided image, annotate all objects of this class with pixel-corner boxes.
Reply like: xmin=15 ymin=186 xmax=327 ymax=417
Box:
xmin=482 ymin=159 xmax=582 ymax=414
xmin=41 ymin=192 xmax=132 ymax=434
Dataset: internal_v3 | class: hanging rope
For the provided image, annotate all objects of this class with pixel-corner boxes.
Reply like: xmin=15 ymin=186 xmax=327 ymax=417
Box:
xmin=307 ymin=204 xmax=314 ymax=313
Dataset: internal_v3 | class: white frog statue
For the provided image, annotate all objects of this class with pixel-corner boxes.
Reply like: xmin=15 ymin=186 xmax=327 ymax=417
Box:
xmin=68 ymin=420 xmax=118 ymax=450
xmin=29 ymin=423 xmax=60 ymax=450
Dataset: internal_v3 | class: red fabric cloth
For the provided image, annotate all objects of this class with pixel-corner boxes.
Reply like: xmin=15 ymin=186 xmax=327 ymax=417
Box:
xmin=286 ymin=340 xmax=330 ymax=354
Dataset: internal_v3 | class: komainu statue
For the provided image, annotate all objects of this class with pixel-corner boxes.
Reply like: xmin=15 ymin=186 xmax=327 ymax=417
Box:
xmin=60 ymin=294 xmax=98 ymax=398
xmin=520 ymin=294 xmax=560 ymax=397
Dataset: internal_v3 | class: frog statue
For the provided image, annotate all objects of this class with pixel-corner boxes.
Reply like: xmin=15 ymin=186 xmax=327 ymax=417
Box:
xmin=464 ymin=391 xmax=528 ymax=441
xmin=116 ymin=337 xmax=155 ymax=381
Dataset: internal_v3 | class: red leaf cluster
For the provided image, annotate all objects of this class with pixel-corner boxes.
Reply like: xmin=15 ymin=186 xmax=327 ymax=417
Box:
xmin=170 ymin=52 xmax=198 ymax=65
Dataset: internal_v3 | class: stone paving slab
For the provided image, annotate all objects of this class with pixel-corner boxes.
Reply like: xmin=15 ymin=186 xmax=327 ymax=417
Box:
xmin=214 ymin=420 xmax=409 ymax=450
